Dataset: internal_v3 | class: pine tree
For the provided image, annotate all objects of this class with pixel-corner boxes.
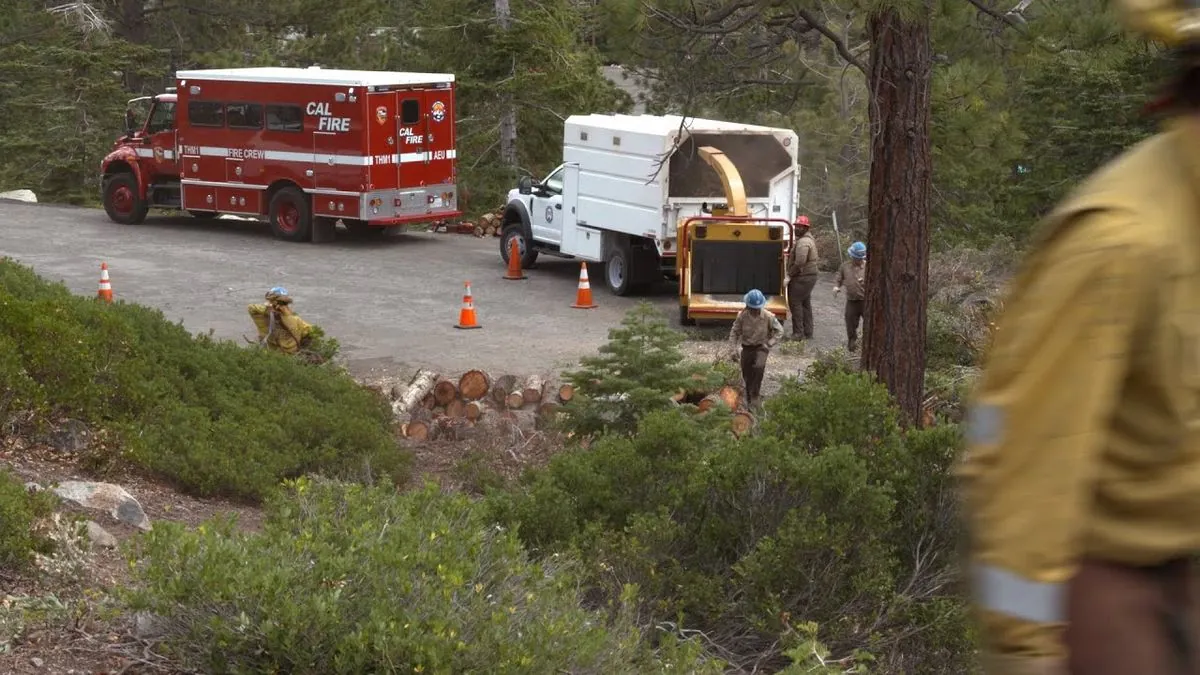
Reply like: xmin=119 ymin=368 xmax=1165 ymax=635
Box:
xmin=559 ymin=302 xmax=721 ymax=438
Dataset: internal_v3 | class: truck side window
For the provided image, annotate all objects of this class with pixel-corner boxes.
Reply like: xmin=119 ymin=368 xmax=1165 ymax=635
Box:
xmin=146 ymin=102 xmax=175 ymax=134
xmin=266 ymin=104 xmax=303 ymax=132
xmin=542 ymin=168 xmax=564 ymax=195
xmin=226 ymin=103 xmax=263 ymax=130
xmin=400 ymin=99 xmax=420 ymax=125
xmin=188 ymin=101 xmax=224 ymax=127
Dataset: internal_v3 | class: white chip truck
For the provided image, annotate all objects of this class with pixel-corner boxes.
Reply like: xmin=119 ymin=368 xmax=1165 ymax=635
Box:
xmin=498 ymin=113 xmax=801 ymax=296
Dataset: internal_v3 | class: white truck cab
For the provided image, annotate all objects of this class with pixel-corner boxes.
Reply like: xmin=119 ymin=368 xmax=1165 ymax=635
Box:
xmin=499 ymin=113 xmax=800 ymax=296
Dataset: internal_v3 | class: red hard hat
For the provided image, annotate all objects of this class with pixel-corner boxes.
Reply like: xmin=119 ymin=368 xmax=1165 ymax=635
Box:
xmin=794 ymin=215 xmax=810 ymax=227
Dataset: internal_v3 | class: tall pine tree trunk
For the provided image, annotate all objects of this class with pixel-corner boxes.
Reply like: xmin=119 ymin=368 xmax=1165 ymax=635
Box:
xmin=861 ymin=3 xmax=933 ymax=426
xmin=495 ymin=0 xmax=518 ymax=168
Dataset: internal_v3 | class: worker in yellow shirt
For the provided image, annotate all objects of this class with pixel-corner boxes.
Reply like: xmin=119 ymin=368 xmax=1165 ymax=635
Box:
xmin=956 ymin=2 xmax=1200 ymax=673
xmin=247 ymin=286 xmax=313 ymax=356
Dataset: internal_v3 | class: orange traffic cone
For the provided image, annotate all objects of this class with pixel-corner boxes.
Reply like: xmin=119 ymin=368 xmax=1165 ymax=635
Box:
xmin=571 ymin=262 xmax=597 ymax=309
xmin=454 ymin=281 xmax=482 ymax=329
xmin=503 ymin=236 xmax=527 ymax=280
xmin=97 ymin=262 xmax=113 ymax=303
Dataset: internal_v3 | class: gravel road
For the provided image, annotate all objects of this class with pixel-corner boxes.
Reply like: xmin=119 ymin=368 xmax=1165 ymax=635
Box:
xmin=0 ymin=200 xmax=847 ymax=380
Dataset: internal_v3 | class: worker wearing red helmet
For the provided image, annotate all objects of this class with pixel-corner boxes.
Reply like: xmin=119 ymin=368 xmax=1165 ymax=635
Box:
xmin=958 ymin=0 xmax=1200 ymax=672
xmin=785 ymin=215 xmax=820 ymax=341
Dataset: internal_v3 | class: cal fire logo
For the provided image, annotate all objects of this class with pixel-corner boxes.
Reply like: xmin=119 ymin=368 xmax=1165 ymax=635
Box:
xmin=305 ymin=101 xmax=351 ymax=132
xmin=431 ymin=101 xmax=446 ymax=123
xmin=375 ymin=106 xmax=387 ymax=126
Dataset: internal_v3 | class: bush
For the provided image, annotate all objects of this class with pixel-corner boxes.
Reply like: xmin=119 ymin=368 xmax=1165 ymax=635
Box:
xmin=123 ymin=478 xmax=724 ymax=674
xmin=0 ymin=259 xmax=408 ymax=500
xmin=490 ymin=363 xmax=973 ymax=672
xmin=0 ymin=469 xmax=57 ymax=571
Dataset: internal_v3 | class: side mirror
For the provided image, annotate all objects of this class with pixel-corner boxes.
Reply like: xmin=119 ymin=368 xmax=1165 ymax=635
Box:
xmin=517 ymin=176 xmax=532 ymax=195
xmin=124 ymin=109 xmax=137 ymax=134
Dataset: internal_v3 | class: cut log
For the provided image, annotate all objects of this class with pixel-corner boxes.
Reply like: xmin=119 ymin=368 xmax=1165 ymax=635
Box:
xmin=522 ymin=374 xmax=546 ymax=405
xmin=697 ymin=393 xmax=726 ymax=413
xmin=490 ymin=374 xmax=519 ymax=407
xmin=717 ymin=385 xmax=741 ymax=410
xmin=506 ymin=389 xmax=525 ymax=410
xmin=405 ymin=408 xmax=434 ymax=441
xmin=446 ymin=398 xmax=467 ymax=418
xmin=458 ymin=369 xmax=492 ymax=400
xmin=393 ymin=369 xmax=438 ymax=417
xmin=557 ymin=382 xmax=575 ymax=402
xmin=465 ymin=400 xmax=485 ymax=422
xmin=731 ymin=410 xmax=756 ymax=436
xmin=433 ymin=379 xmax=459 ymax=407
xmin=538 ymin=387 xmax=561 ymax=420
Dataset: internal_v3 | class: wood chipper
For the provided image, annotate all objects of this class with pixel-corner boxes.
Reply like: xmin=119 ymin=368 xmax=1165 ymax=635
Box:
xmin=676 ymin=146 xmax=793 ymax=326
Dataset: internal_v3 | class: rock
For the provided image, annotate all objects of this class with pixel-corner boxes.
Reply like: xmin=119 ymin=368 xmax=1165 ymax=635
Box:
xmin=24 ymin=482 xmax=42 ymax=493
xmin=29 ymin=656 xmax=44 ymax=668
xmin=85 ymin=521 xmax=117 ymax=549
xmin=0 ymin=189 xmax=37 ymax=203
xmin=51 ymin=481 xmax=152 ymax=532
xmin=45 ymin=419 xmax=90 ymax=453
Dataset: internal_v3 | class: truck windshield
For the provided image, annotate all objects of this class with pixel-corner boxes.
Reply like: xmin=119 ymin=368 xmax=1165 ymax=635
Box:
xmin=145 ymin=102 xmax=176 ymax=134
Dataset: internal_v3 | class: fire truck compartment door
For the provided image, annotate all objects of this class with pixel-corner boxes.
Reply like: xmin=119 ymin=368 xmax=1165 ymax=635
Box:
xmin=396 ymin=91 xmax=428 ymax=186
xmin=225 ymin=157 xmax=243 ymax=183
xmin=312 ymin=131 xmax=341 ymax=190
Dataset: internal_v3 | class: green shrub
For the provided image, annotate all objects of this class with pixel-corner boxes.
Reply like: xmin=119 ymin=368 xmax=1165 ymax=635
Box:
xmin=0 ymin=469 xmax=57 ymax=571
xmin=0 ymin=259 xmax=408 ymax=500
xmin=491 ymin=367 xmax=973 ymax=672
xmin=123 ymin=478 xmax=724 ymax=674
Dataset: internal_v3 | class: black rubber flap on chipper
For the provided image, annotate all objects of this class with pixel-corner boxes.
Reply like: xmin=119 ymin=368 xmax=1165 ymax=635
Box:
xmin=690 ymin=240 xmax=782 ymax=296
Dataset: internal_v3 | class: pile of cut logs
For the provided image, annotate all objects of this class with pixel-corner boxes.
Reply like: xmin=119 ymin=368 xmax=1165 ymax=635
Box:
xmin=430 ymin=208 xmax=506 ymax=238
xmin=390 ymin=369 xmax=574 ymax=442
xmin=672 ymin=377 xmax=757 ymax=436
xmin=383 ymin=369 xmax=757 ymax=443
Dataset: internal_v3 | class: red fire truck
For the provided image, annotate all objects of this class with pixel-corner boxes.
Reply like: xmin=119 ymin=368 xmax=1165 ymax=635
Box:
xmin=100 ymin=66 xmax=461 ymax=242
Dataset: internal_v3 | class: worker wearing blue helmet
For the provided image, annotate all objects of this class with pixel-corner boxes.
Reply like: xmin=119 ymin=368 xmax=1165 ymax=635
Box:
xmin=727 ymin=288 xmax=784 ymax=406
xmin=833 ymin=241 xmax=867 ymax=352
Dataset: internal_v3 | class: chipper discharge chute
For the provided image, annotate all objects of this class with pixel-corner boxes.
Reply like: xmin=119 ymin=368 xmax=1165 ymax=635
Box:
xmin=676 ymin=146 xmax=793 ymax=326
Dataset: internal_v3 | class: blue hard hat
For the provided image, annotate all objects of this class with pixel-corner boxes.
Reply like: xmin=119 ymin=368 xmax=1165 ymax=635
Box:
xmin=848 ymin=242 xmax=867 ymax=260
xmin=268 ymin=286 xmax=288 ymax=297
xmin=744 ymin=289 xmax=766 ymax=309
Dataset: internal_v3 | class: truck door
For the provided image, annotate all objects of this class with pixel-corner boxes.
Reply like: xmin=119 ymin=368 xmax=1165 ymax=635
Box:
xmin=529 ymin=164 xmax=564 ymax=246
xmin=313 ymin=131 xmax=341 ymax=190
xmin=144 ymin=99 xmax=179 ymax=179
xmin=422 ymin=87 xmax=455 ymax=189
xmin=396 ymin=92 xmax=428 ymax=187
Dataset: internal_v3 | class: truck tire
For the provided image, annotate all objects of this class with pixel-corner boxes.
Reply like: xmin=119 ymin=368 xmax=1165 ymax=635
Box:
xmin=269 ymin=187 xmax=312 ymax=242
xmin=605 ymin=244 xmax=632 ymax=296
xmin=103 ymin=173 xmax=149 ymax=225
xmin=500 ymin=224 xmax=538 ymax=269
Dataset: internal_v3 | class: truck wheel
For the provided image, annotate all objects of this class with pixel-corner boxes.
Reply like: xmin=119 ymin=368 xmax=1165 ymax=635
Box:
xmin=269 ymin=187 xmax=312 ymax=242
xmin=103 ymin=174 xmax=148 ymax=225
xmin=605 ymin=245 xmax=632 ymax=296
xmin=500 ymin=225 xmax=538 ymax=268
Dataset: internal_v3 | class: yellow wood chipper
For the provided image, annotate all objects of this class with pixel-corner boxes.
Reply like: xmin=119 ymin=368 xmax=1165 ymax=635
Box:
xmin=675 ymin=146 xmax=794 ymax=326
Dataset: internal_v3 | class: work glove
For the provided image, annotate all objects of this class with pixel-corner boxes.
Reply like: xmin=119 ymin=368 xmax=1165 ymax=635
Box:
xmin=727 ymin=346 xmax=740 ymax=363
xmin=978 ymin=653 xmax=1067 ymax=675
xmin=833 ymin=286 xmax=841 ymax=295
